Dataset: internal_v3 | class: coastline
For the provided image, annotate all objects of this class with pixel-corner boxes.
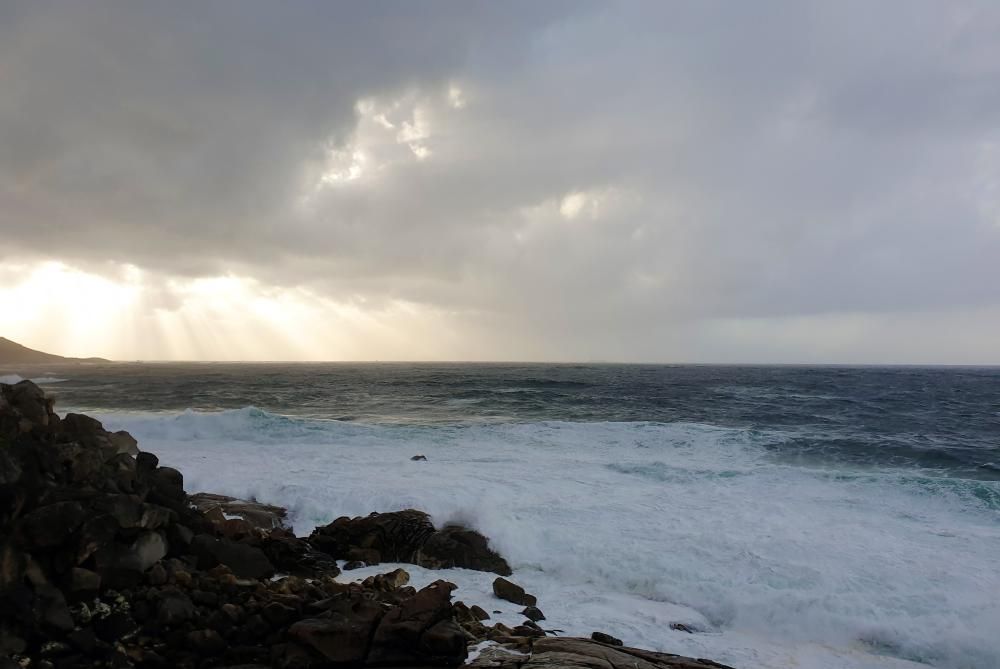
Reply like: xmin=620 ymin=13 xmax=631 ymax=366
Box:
xmin=0 ymin=379 xmax=733 ymax=669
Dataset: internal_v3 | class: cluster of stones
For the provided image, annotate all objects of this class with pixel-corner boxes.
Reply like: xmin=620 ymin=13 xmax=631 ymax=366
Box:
xmin=0 ymin=379 xmax=733 ymax=669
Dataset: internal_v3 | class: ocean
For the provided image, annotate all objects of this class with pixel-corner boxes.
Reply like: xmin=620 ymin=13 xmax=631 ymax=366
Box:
xmin=3 ymin=363 xmax=999 ymax=669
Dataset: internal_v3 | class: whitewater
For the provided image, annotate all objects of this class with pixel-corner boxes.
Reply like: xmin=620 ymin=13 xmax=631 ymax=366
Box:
xmin=89 ymin=406 xmax=999 ymax=669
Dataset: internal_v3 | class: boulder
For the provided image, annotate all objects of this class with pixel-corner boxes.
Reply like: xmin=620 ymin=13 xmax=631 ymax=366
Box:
xmin=310 ymin=509 xmax=512 ymax=575
xmin=367 ymin=580 xmax=467 ymax=666
xmin=591 ymin=631 xmax=623 ymax=646
xmin=189 ymin=534 xmax=275 ymax=579
xmin=287 ymin=598 xmax=384 ymax=664
xmin=493 ymin=577 xmax=536 ymax=606
xmin=418 ymin=524 xmax=512 ymax=575
xmin=523 ymin=605 xmax=546 ymax=622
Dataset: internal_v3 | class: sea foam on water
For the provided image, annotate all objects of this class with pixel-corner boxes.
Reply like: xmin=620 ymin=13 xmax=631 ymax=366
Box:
xmin=98 ymin=408 xmax=1000 ymax=669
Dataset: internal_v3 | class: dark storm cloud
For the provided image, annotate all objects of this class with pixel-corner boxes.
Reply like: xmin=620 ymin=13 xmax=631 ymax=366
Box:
xmin=2 ymin=0 xmax=1000 ymax=361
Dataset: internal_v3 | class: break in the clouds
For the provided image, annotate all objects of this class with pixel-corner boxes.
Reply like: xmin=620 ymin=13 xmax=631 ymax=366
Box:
xmin=2 ymin=1 xmax=1000 ymax=362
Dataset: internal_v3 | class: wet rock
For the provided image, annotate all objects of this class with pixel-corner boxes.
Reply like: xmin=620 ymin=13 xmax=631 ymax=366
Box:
xmin=523 ymin=605 xmax=545 ymax=622
xmin=411 ymin=454 xmax=428 ymax=461
xmin=493 ymin=577 xmax=537 ymax=606
xmin=343 ymin=560 xmax=366 ymax=570
xmin=189 ymin=492 xmax=289 ymax=531
xmin=470 ymin=604 xmax=491 ymax=620
xmin=310 ymin=509 xmax=512 ymax=575
xmin=591 ymin=631 xmax=623 ymax=646
xmin=669 ymin=623 xmax=696 ymax=634
xmin=418 ymin=525 xmax=512 ymax=575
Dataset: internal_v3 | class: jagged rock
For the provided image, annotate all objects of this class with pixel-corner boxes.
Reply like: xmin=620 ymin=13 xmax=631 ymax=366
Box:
xmin=493 ymin=577 xmax=537 ymax=606
xmin=367 ymin=580 xmax=467 ymax=666
xmin=310 ymin=509 xmax=511 ymax=575
xmin=0 ymin=381 xmax=735 ymax=669
xmin=419 ymin=524 xmax=512 ymax=575
xmin=591 ymin=631 xmax=623 ymax=646
xmin=523 ymin=605 xmax=545 ymax=622
xmin=287 ymin=598 xmax=384 ymax=664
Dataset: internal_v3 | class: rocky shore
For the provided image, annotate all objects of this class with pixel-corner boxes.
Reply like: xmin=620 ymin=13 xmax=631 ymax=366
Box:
xmin=0 ymin=379 xmax=733 ymax=669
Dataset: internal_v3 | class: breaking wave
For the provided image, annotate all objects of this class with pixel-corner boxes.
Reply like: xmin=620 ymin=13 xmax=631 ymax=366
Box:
xmin=95 ymin=407 xmax=1000 ymax=669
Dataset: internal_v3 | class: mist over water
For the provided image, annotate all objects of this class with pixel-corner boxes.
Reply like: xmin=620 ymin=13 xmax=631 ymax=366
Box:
xmin=12 ymin=363 xmax=1000 ymax=668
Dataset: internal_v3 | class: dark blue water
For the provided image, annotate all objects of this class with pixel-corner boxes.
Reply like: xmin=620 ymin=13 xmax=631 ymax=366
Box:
xmin=9 ymin=362 xmax=1000 ymax=480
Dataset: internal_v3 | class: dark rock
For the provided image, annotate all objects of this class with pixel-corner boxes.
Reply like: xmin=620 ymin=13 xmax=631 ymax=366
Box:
xmin=367 ymin=580 xmax=466 ymax=666
xmin=17 ymin=501 xmax=87 ymax=549
xmin=669 ymin=622 xmax=696 ymax=633
xmin=512 ymin=623 xmax=545 ymax=638
xmin=591 ymin=631 xmax=624 ymax=646
xmin=187 ymin=628 xmax=227 ymax=655
xmin=418 ymin=525 xmax=512 ymax=575
xmin=493 ymin=577 xmax=536 ymax=606
xmin=33 ymin=584 xmax=74 ymax=632
xmin=470 ymin=604 xmax=491 ymax=620
xmin=310 ymin=509 xmax=512 ymax=575
xmin=157 ymin=589 xmax=195 ymax=626
xmin=189 ymin=534 xmax=274 ymax=579
xmin=262 ymin=601 xmax=296 ymax=626
xmin=287 ymin=598 xmax=384 ymax=664
xmin=522 ymin=605 xmax=545 ymax=622
xmin=343 ymin=560 xmax=366 ymax=570
xmin=411 ymin=455 xmax=428 ymax=461
xmin=94 ymin=610 xmax=137 ymax=642
xmin=69 ymin=568 xmax=101 ymax=594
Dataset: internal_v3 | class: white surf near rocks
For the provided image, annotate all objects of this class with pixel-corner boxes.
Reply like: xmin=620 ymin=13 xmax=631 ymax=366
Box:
xmin=96 ymin=407 xmax=1000 ymax=669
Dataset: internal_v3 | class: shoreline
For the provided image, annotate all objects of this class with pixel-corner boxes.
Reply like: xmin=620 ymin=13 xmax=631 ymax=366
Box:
xmin=0 ymin=378 xmax=734 ymax=669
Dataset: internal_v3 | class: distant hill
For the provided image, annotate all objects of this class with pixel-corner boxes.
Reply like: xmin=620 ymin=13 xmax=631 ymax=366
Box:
xmin=0 ymin=337 xmax=109 ymax=364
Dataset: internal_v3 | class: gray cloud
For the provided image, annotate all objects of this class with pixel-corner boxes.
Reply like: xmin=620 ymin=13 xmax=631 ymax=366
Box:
xmin=2 ymin=1 xmax=999 ymax=361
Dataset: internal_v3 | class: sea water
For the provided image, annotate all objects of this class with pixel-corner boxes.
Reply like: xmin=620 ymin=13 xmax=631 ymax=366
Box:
xmin=10 ymin=363 xmax=1000 ymax=669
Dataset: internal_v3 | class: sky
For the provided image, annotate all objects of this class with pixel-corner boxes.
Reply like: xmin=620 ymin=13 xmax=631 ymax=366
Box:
xmin=1 ymin=1 xmax=999 ymax=363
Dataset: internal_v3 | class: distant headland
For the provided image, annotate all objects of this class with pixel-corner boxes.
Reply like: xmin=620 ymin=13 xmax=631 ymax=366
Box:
xmin=0 ymin=336 xmax=109 ymax=364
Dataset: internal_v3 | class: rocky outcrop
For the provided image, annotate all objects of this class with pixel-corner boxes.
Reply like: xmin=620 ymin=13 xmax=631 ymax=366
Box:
xmin=467 ymin=638 xmax=735 ymax=669
xmin=309 ymin=509 xmax=513 ymax=575
xmin=0 ymin=381 xmax=469 ymax=668
xmin=0 ymin=379 xmax=735 ymax=669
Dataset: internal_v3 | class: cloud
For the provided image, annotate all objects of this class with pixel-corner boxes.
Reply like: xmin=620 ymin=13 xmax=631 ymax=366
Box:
xmin=1 ymin=1 xmax=999 ymax=361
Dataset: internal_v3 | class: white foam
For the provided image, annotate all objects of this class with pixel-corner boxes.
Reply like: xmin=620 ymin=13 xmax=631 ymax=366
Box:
xmin=98 ymin=409 xmax=1000 ymax=669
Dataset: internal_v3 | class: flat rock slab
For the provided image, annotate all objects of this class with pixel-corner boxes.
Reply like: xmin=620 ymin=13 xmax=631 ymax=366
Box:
xmin=188 ymin=492 xmax=288 ymax=530
xmin=527 ymin=638 xmax=736 ymax=669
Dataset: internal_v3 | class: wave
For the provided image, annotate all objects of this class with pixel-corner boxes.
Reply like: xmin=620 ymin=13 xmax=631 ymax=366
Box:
xmin=96 ymin=407 xmax=1000 ymax=669
xmin=0 ymin=374 xmax=68 ymax=384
